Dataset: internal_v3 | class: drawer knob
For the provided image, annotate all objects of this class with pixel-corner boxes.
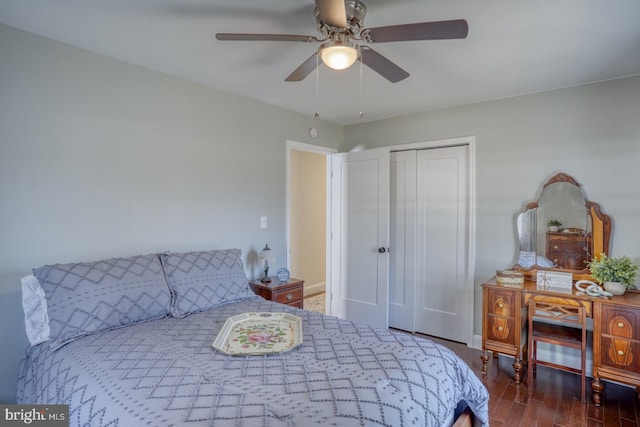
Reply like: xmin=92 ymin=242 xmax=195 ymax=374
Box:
xmin=618 ymin=350 xmax=625 ymax=356
xmin=497 ymin=326 xmax=504 ymax=332
xmin=498 ymin=302 xmax=504 ymax=308
xmin=618 ymin=322 xmax=625 ymax=328
xmin=286 ymin=293 xmax=293 ymax=301
xmin=553 ymin=245 xmax=559 ymax=250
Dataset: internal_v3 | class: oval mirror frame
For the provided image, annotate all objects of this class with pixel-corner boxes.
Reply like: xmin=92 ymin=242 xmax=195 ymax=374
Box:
xmin=514 ymin=172 xmax=612 ymax=280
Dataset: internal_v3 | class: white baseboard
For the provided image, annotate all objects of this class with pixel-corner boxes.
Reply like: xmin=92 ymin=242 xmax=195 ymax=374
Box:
xmin=472 ymin=334 xmax=482 ymax=350
xmin=303 ymin=281 xmax=325 ymax=297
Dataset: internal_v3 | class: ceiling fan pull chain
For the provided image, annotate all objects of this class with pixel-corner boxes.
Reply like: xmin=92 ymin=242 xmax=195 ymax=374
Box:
xmin=359 ymin=57 xmax=364 ymax=119
xmin=314 ymin=53 xmax=320 ymax=119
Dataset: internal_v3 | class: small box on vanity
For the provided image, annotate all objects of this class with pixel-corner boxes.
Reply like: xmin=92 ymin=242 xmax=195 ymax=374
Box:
xmin=496 ymin=270 xmax=524 ymax=286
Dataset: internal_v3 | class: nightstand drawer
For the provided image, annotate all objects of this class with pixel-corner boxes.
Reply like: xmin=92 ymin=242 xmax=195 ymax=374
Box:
xmin=249 ymin=277 xmax=305 ymax=309
xmin=273 ymin=287 xmax=303 ymax=304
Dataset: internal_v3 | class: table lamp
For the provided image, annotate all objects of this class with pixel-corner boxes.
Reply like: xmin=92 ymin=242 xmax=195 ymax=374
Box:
xmin=258 ymin=244 xmax=275 ymax=283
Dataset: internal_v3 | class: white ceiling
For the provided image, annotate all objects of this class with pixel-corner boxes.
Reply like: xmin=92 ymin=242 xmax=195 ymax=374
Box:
xmin=2 ymin=0 xmax=640 ymax=126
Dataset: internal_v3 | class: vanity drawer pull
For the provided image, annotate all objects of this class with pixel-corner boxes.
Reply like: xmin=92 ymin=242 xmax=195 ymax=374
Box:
xmin=497 ymin=326 xmax=504 ymax=332
xmin=553 ymin=245 xmax=559 ymax=250
xmin=618 ymin=322 xmax=626 ymax=328
xmin=498 ymin=302 xmax=504 ymax=308
xmin=286 ymin=293 xmax=293 ymax=301
xmin=618 ymin=350 xmax=625 ymax=356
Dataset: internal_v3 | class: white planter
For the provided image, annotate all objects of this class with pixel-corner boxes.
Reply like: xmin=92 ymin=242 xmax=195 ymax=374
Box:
xmin=604 ymin=281 xmax=626 ymax=295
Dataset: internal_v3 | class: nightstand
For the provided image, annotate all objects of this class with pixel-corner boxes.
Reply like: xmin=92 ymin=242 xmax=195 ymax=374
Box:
xmin=249 ymin=277 xmax=304 ymax=308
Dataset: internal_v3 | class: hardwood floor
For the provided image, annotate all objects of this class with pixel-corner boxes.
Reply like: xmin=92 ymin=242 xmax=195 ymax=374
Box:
xmin=423 ymin=335 xmax=640 ymax=426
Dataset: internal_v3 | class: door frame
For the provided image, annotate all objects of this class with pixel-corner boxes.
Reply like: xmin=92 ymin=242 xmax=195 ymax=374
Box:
xmin=285 ymin=140 xmax=337 ymax=299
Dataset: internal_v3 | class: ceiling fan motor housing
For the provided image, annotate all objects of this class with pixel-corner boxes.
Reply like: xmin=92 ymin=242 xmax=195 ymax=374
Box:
xmin=315 ymin=0 xmax=367 ymax=36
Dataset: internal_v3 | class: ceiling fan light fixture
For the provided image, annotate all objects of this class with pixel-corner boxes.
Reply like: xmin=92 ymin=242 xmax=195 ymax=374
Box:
xmin=319 ymin=40 xmax=359 ymax=70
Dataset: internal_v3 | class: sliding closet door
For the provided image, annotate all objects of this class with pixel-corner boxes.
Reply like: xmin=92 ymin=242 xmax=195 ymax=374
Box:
xmin=389 ymin=151 xmax=417 ymax=331
xmin=415 ymin=146 xmax=470 ymax=343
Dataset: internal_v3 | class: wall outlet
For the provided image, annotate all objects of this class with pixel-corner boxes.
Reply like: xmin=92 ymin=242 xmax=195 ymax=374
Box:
xmin=260 ymin=216 xmax=267 ymax=229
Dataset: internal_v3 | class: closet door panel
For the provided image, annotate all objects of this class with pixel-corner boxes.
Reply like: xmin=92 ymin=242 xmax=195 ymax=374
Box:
xmin=415 ymin=146 xmax=470 ymax=343
xmin=389 ymin=151 xmax=417 ymax=331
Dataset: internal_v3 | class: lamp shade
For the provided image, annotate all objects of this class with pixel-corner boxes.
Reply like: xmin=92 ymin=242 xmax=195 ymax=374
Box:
xmin=319 ymin=40 xmax=359 ymax=70
xmin=258 ymin=244 xmax=275 ymax=282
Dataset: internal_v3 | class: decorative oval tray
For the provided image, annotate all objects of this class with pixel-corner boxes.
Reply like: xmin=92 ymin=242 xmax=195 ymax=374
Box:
xmin=212 ymin=312 xmax=303 ymax=356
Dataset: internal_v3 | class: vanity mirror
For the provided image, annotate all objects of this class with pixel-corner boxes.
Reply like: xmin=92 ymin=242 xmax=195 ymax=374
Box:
xmin=515 ymin=172 xmax=612 ymax=280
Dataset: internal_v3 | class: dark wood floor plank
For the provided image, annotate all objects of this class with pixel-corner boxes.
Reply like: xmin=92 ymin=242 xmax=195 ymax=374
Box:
xmin=505 ymin=402 xmax=527 ymax=425
xmin=521 ymin=398 xmax=542 ymax=426
xmin=569 ymin=398 xmax=589 ymax=427
xmin=417 ymin=334 xmax=640 ymax=427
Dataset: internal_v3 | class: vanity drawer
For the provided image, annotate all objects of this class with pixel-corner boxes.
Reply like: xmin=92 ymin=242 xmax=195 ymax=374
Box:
xmin=601 ymin=306 xmax=640 ymax=340
xmin=486 ymin=315 xmax=515 ymax=344
xmin=599 ymin=337 xmax=640 ymax=373
xmin=487 ymin=290 xmax=514 ymax=316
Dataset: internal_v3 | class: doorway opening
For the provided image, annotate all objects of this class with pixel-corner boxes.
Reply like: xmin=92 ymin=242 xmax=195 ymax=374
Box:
xmin=286 ymin=141 xmax=336 ymax=304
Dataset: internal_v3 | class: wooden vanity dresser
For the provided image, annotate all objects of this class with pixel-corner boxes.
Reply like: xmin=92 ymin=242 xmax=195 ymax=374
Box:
xmin=481 ymin=277 xmax=640 ymax=405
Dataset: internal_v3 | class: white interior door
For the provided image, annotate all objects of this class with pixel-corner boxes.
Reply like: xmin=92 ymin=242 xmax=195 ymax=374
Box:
xmin=330 ymin=148 xmax=390 ymax=328
xmin=415 ymin=146 xmax=470 ymax=343
xmin=389 ymin=151 xmax=417 ymax=331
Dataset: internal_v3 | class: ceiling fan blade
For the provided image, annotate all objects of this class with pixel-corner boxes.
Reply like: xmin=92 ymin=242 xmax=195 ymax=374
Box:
xmin=315 ymin=0 xmax=347 ymax=29
xmin=363 ymin=19 xmax=468 ymax=43
xmin=359 ymin=46 xmax=409 ymax=83
xmin=285 ymin=53 xmax=319 ymax=82
xmin=216 ymin=33 xmax=318 ymax=43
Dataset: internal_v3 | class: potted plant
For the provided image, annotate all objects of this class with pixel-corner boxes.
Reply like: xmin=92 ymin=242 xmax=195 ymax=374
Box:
xmin=588 ymin=253 xmax=639 ymax=295
xmin=547 ymin=219 xmax=562 ymax=232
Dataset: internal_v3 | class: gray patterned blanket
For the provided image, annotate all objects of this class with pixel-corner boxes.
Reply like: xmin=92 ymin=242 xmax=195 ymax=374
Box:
xmin=17 ymin=297 xmax=489 ymax=426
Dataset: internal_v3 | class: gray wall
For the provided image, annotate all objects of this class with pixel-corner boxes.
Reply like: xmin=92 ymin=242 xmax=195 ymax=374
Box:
xmin=0 ymin=24 xmax=342 ymax=402
xmin=3 ymin=19 xmax=640 ymax=405
xmin=343 ymin=74 xmax=640 ymax=340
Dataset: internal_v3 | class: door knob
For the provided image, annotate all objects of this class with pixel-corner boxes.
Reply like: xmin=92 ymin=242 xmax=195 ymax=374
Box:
xmin=378 ymin=247 xmax=387 ymax=254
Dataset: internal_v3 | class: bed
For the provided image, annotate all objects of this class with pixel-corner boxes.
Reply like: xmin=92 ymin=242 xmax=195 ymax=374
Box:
xmin=16 ymin=249 xmax=489 ymax=426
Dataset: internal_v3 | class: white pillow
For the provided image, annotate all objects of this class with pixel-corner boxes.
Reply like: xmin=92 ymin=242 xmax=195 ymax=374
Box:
xmin=21 ymin=275 xmax=50 ymax=346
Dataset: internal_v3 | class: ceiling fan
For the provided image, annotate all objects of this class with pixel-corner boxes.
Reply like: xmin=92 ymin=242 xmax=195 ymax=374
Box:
xmin=215 ymin=0 xmax=468 ymax=83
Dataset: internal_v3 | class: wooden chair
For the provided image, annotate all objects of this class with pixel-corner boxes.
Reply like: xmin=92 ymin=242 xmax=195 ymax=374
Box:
xmin=527 ymin=299 xmax=588 ymax=402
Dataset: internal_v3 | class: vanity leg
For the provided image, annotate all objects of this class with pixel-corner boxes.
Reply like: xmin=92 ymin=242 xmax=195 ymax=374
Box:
xmin=592 ymin=378 xmax=603 ymax=406
xmin=480 ymin=350 xmax=489 ymax=374
xmin=513 ymin=358 xmax=524 ymax=384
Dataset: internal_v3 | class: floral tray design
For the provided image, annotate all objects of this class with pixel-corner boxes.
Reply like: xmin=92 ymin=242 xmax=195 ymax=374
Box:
xmin=212 ymin=312 xmax=303 ymax=356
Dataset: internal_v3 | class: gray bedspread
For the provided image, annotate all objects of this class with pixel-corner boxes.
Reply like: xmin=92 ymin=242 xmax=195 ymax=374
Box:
xmin=17 ymin=297 xmax=489 ymax=426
